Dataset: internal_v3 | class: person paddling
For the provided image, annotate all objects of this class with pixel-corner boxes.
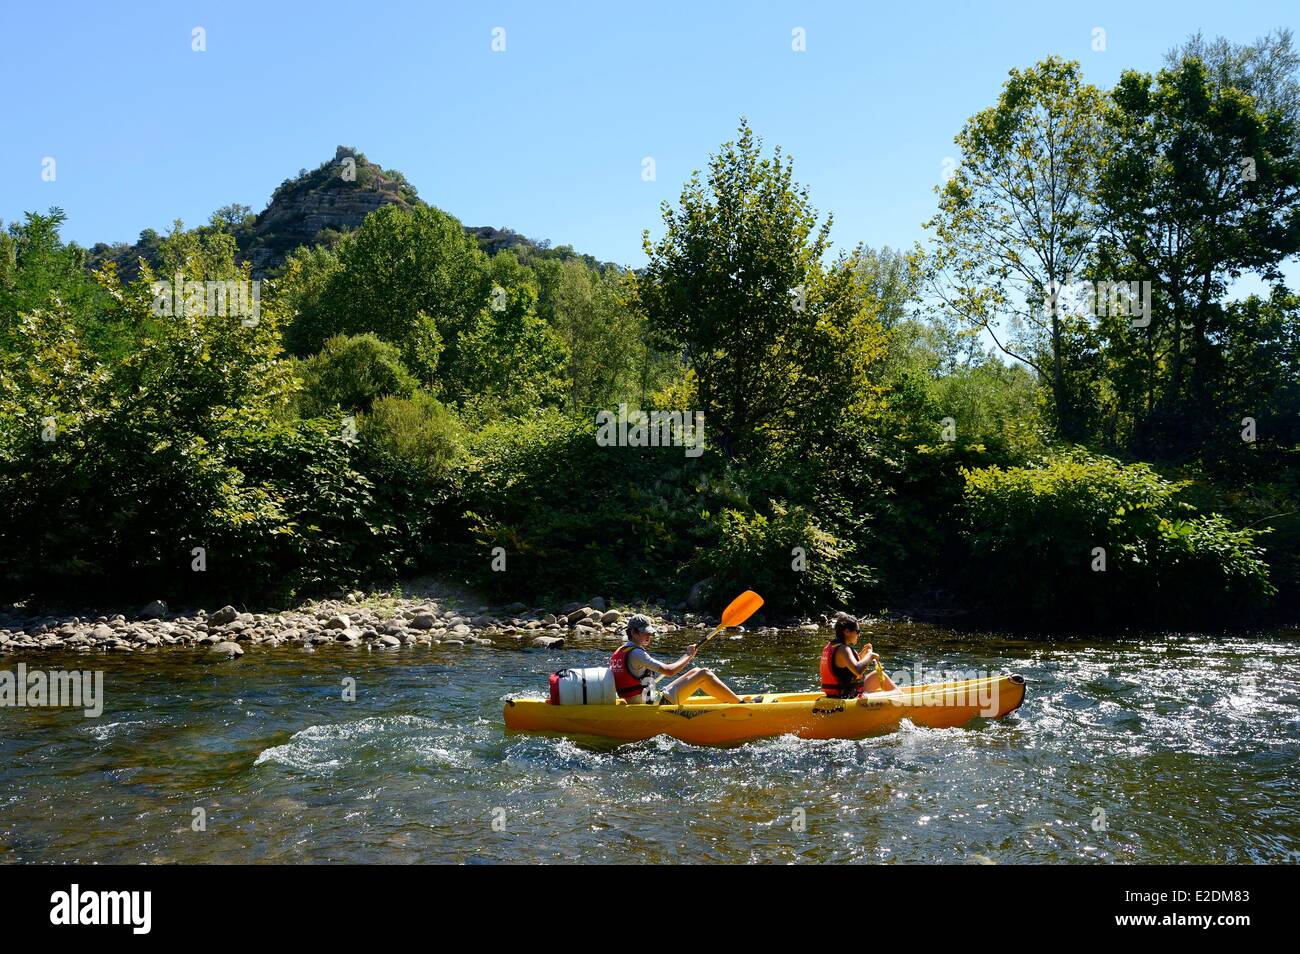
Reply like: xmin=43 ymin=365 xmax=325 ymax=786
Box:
xmin=611 ymin=614 xmax=743 ymax=705
xmin=819 ymin=613 xmax=897 ymax=698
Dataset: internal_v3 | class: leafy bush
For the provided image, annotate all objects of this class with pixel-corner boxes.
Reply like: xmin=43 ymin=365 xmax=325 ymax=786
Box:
xmin=360 ymin=391 xmax=465 ymax=479
xmin=694 ymin=501 xmax=856 ymax=612
xmin=297 ymin=333 xmax=418 ymax=416
xmin=960 ymin=453 xmax=1275 ymax=627
xmin=444 ymin=411 xmax=707 ymax=601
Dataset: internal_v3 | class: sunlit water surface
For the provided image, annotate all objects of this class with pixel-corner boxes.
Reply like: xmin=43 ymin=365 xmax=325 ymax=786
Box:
xmin=2 ymin=625 xmax=1297 ymax=863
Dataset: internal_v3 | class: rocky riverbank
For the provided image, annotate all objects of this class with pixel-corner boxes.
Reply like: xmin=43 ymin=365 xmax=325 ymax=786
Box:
xmin=0 ymin=591 xmax=830 ymax=658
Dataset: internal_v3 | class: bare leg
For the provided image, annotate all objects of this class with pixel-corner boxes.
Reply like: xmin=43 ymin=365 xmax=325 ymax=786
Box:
xmin=663 ymin=668 xmax=742 ymax=705
xmin=862 ymin=670 xmax=897 ymax=693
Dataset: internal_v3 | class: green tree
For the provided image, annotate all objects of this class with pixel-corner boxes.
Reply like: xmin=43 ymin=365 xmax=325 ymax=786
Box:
xmin=450 ymin=282 xmax=568 ymax=418
xmin=853 ymin=246 xmax=922 ymax=331
xmin=285 ymin=204 xmax=490 ymax=383
xmin=637 ymin=119 xmax=887 ymax=458
xmin=926 ymin=57 xmax=1109 ymax=441
xmin=1167 ymin=29 xmax=1300 ymax=128
xmin=545 ymin=259 xmax=646 ymax=411
xmin=0 ymin=209 xmax=105 ymax=352
xmin=1096 ymin=47 xmax=1300 ymax=458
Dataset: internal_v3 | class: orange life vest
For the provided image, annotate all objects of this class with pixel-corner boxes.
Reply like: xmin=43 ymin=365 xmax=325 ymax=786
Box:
xmin=610 ymin=643 xmax=653 ymax=700
xmin=820 ymin=641 xmax=864 ymax=698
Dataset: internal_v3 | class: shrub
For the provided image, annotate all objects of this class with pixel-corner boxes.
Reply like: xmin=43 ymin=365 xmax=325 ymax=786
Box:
xmin=297 ymin=333 xmax=418 ymax=417
xmin=447 ymin=410 xmax=706 ymax=601
xmin=694 ymin=501 xmax=856 ymax=613
xmin=960 ymin=453 xmax=1275 ymax=628
xmin=359 ymin=391 xmax=465 ymax=479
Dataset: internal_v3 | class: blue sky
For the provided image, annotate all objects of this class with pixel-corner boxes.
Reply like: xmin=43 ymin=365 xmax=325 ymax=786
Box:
xmin=2 ymin=0 xmax=1297 ymax=269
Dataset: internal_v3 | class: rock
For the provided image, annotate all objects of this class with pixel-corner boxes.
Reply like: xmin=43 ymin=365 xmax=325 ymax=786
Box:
xmin=591 ymin=597 xmax=607 ymax=611
xmin=566 ymin=607 xmax=593 ymax=625
xmin=91 ymin=624 xmax=115 ymax=640
xmin=139 ymin=600 xmax=168 ymax=619
xmin=409 ymin=612 xmax=436 ymax=630
xmin=378 ymin=634 xmax=400 ymax=648
xmin=687 ymin=579 xmax=712 ymax=611
xmin=443 ymin=639 xmax=465 ymax=647
xmin=211 ymin=641 xmax=244 ymax=658
xmin=324 ymin=615 xmax=351 ymax=630
xmin=600 ymin=610 xmax=622 ymax=625
xmin=502 ymin=601 xmax=528 ymax=614
xmin=209 ymin=605 xmax=239 ymax=626
xmin=532 ymin=635 xmax=565 ymax=649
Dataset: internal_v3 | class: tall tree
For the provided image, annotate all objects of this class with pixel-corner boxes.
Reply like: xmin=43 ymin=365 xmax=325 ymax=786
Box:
xmin=545 ymin=259 xmax=645 ymax=411
xmin=1097 ymin=50 xmax=1300 ymax=456
xmin=926 ymin=57 xmax=1108 ymax=441
xmin=853 ymin=246 xmax=922 ymax=331
xmin=1167 ymin=29 xmax=1300 ymax=131
xmin=637 ymin=120 xmax=886 ymax=458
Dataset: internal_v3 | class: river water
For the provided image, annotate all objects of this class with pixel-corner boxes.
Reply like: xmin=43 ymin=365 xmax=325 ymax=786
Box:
xmin=1 ymin=624 xmax=1297 ymax=863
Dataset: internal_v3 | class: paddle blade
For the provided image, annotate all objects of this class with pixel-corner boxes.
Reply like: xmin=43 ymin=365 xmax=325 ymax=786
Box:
xmin=720 ymin=590 xmax=764 ymax=628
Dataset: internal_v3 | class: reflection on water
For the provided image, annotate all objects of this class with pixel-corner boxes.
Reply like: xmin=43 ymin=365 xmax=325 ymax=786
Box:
xmin=1 ymin=624 xmax=1297 ymax=863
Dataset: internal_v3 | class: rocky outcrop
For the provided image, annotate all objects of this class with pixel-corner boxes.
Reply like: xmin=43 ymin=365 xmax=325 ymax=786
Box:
xmin=85 ymin=145 xmax=562 ymax=279
xmin=240 ymin=147 xmax=419 ymax=272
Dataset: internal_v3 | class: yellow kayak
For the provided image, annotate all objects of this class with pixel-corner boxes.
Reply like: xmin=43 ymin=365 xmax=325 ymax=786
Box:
xmin=504 ymin=673 xmax=1026 ymax=745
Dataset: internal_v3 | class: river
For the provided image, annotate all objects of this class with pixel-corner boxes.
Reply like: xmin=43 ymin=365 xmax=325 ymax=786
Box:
xmin=1 ymin=624 xmax=1297 ymax=863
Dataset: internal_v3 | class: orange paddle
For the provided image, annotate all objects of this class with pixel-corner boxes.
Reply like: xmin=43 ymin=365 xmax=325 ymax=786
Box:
xmin=694 ymin=590 xmax=764 ymax=652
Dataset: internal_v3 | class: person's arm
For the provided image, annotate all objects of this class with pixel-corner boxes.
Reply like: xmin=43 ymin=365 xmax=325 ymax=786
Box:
xmin=666 ymin=645 xmax=698 ymax=676
xmin=632 ymin=645 xmax=697 ymax=678
xmin=839 ymin=644 xmax=878 ymax=677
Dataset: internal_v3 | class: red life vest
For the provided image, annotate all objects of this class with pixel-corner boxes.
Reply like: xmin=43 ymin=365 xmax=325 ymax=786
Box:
xmin=610 ymin=643 xmax=653 ymax=700
xmin=820 ymin=641 xmax=864 ymax=698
